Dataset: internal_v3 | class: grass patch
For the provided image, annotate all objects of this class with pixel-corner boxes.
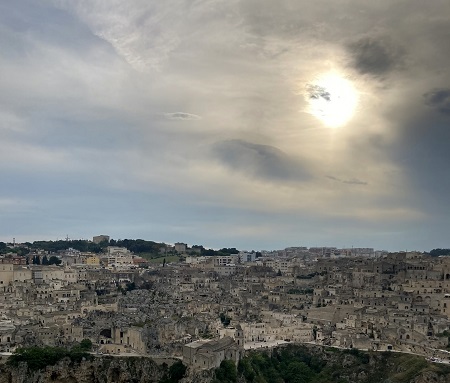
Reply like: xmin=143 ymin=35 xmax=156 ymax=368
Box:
xmin=138 ymin=252 xmax=161 ymax=260
xmin=391 ymin=355 xmax=428 ymax=383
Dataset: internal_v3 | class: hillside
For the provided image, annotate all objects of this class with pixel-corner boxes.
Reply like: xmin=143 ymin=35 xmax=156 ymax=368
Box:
xmin=0 ymin=355 xmax=186 ymax=383
xmin=2 ymin=345 xmax=450 ymax=383
xmin=213 ymin=345 xmax=450 ymax=383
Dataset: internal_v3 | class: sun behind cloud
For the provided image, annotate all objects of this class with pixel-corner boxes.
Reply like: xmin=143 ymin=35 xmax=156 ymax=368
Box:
xmin=306 ymin=73 xmax=359 ymax=128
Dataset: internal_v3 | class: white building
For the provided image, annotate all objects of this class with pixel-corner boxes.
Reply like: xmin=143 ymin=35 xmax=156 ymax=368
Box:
xmin=239 ymin=252 xmax=256 ymax=263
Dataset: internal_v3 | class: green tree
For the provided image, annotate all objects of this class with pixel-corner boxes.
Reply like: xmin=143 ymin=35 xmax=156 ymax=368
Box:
xmin=238 ymin=358 xmax=256 ymax=381
xmin=283 ymin=361 xmax=314 ymax=383
xmin=219 ymin=313 xmax=231 ymax=326
xmin=219 ymin=248 xmax=239 ymax=255
xmin=8 ymin=346 xmax=92 ymax=370
xmin=79 ymin=339 xmax=92 ymax=351
xmin=48 ymin=256 xmax=62 ymax=265
xmin=159 ymin=360 xmax=187 ymax=383
xmin=430 ymin=248 xmax=450 ymax=257
xmin=214 ymin=360 xmax=237 ymax=383
xmin=169 ymin=360 xmax=187 ymax=381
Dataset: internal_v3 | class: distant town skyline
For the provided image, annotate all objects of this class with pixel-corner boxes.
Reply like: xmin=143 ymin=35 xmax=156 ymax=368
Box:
xmin=0 ymin=235 xmax=434 ymax=254
xmin=1 ymin=1 xmax=450 ymax=251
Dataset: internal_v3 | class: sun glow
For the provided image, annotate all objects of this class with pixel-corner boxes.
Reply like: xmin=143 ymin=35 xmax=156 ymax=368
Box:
xmin=306 ymin=73 xmax=358 ymax=128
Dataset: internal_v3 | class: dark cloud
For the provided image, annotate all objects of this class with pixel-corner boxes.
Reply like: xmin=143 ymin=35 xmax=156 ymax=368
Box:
xmin=326 ymin=176 xmax=368 ymax=185
xmin=348 ymin=37 xmax=404 ymax=76
xmin=214 ymin=139 xmax=310 ymax=182
xmin=388 ymin=105 xmax=450 ymax=216
xmin=165 ymin=112 xmax=201 ymax=120
xmin=423 ymin=88 xmax=450 ymax=115
xmin=306 ymin=84 xmax=331 ymax=102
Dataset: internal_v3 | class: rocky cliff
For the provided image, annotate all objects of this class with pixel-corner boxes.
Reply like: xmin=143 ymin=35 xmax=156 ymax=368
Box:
xmin=0 ymin=356 xmax=172 ymax=383
xmin=3 ymin=346 xmax=450 ymax=383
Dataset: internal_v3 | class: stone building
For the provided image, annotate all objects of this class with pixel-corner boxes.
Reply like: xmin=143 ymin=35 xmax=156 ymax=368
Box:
xmin=183 ymin=336 xmax=243 ymax=370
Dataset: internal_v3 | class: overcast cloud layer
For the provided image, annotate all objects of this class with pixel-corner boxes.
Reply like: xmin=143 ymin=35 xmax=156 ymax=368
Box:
xmin=1 ymin=0 xmax=449 ymax=251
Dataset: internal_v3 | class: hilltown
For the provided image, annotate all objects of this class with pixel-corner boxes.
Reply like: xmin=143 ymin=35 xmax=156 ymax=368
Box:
xmin=0 ymin=238 xmax=450 ymax=370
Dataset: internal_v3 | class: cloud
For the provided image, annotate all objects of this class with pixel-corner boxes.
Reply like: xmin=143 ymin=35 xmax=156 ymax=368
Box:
xmin=53 ymin=1 xmax=183 ymax=71
xmin=306 ymin=84 xmax=331 ymax=102
xmin=0 ymin=198 xmax=31 ymax=211
xmin=213 ymin=139 xmax=310 ymax=182
xmin=343 ymin=178 xmax=368 ymax=185
xmin=347 ymin=36 xmax=404 ymax=77
xmin=165 ymin=112 xmax=202 ymax=121
xmin=1 ymin=0 xmax=450 ymax=250
xmin=326 ymin=176 xmax=368 ymax=186
xmin=423 ymin=88 xmax=450 ymax=115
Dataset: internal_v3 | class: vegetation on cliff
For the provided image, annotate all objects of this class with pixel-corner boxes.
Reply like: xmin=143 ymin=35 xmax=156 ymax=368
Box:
xmin=0 ymin=355 xmax=186 ymax=383
xmin=7 ymin=341 xmax=93 ymax=370
xmin=212 ymin=345 xmax=450 ymax=383
xmin=159 ymin=360 xmax=187 ymax=383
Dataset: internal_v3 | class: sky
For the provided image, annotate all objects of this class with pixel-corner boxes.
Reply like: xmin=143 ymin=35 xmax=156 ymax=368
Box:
xmin=1 ymin=0 xmax=450 ymax=251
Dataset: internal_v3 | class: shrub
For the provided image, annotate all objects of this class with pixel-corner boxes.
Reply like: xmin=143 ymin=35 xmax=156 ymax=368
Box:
xmin=8 ymin=346 xmax=91 ymax=370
